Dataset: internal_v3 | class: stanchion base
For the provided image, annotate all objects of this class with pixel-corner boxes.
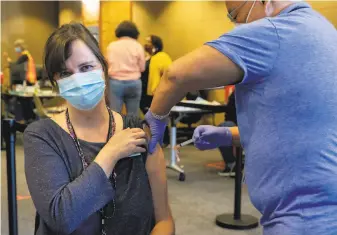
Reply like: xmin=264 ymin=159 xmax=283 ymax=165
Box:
xmin=215 ymin=213 xmax=259 ymax=230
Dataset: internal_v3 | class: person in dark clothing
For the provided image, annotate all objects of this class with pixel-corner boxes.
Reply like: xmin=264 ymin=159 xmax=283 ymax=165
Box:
xmin=24 ymin=23 xmax=174 ymax=235
xmin=140 ymin=59 xmax=151 ymax=114
xmin=140 ymin=35 xmax=172 ymax=114
xmin=4 ymin=39 xmax=37 ymax=86
xmin=141 ymin=35 xmax=172 ymax=145
xmin=3 ymin=39 xmax=37 ymax=123
xmin=217 ymin=90 xmax=238 ymax=176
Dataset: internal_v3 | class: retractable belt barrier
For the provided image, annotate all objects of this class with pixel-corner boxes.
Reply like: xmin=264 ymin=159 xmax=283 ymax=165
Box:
xmin=2 ymin=119 xmax=27 ymax=235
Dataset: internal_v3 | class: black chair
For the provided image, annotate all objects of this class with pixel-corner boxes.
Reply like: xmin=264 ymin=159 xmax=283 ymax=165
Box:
xmin=176 ymin=91 xmax=211 ymax=140
xmin=35 ymin=64 xmax=45 ymax=81
xmin=9 ymin=63 xmax=26 ymax=86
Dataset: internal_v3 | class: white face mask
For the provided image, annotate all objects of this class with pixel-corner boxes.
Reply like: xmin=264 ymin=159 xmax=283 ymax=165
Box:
xmin=265 ymin=0 xmax=274 ymax=17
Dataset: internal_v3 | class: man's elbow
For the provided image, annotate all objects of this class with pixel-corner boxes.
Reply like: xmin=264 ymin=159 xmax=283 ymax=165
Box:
xmin=165 ymin=65 xmax=185 ymax=87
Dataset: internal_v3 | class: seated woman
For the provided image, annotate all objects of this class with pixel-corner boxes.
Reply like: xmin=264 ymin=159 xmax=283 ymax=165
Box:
xmin=24 ymin=23 xmax=174 ymax=235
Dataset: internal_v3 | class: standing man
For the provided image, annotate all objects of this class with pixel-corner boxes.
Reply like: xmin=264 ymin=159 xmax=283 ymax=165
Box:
xmin=145 ymin=1 xmax=337 ymax=234
xmin=4 ymin=39 xmax=37 ymax=85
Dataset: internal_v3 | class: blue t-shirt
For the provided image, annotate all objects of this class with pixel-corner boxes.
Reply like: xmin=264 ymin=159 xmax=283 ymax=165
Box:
xmin=207 ymin=2 xmax=337 ymax=235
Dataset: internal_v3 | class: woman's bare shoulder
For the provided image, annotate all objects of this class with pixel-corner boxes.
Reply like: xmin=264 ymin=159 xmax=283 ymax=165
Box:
xmin=50 ymin=112 xmax=69 ymax=134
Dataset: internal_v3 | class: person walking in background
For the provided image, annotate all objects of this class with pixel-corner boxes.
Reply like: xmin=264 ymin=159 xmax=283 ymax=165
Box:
xmin=140 ymin=35 xmax=172 ymax=114
xmin=3 ymin=39 xmax=37 ymax=123
xmin=4 ymin=38 xmax=37 ymax=86
xmin=106 ymin=21 xmax=145 ymax=115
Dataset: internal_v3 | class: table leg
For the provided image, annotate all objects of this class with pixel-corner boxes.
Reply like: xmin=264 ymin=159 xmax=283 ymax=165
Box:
xmin=166 ymin=114 xmax=185 ymax=181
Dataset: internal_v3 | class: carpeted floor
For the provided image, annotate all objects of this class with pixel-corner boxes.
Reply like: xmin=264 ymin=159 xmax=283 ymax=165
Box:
xmin=1 ymin=134 xmax=262 ymax=235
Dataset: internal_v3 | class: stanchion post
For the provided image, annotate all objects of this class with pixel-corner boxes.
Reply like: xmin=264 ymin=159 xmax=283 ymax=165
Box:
xmin=233 ymin=147 xmax=242 ymax=220
xmin=215 ymin=146 xmax=259 ymax=230
xmin=3 ymin=119 xmax=19 ymax=235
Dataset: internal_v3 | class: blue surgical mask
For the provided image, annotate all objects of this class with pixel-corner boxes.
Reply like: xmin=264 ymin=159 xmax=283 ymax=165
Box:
xmin=57 ymin=69 xmax=106 ymax=111
xmin=15 ymin=47 xmax=22 ymax=53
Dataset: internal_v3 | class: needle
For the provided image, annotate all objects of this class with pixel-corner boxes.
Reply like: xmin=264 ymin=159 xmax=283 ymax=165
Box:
xmin=130 ymin=153 xmax=141 ymax=157
xmin=178 ymin=138 xmax=194 ymax=147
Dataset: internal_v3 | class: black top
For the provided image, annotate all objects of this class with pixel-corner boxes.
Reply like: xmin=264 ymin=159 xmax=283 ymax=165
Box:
xmin=16 ymin=54 xmax=29 ymax=64
xmin=24 ymin=115 xmax=155 ymax=235
xmin=225 ymin=91 xmax=237 ymax=124
xmin=141 ymin=59 xmax=151 ymax=97
xmin=9 ymin=54 xmax=29 ymax=85
xmin=140 ymin=59 xmax=152 ymax=113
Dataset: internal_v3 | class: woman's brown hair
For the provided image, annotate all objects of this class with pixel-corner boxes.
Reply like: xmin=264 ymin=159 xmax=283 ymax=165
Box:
xmin=43 ymin=22 xmax=110 ymax=104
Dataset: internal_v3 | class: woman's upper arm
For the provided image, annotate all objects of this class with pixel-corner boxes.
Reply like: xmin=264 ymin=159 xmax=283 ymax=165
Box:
xmin=146 ymin=145 xmax=172 ymax=222
xmin=24 ymin=130 xmax=74 ymax=230
xmin=24 ymin=130 xmax=71 ymax=206
xmin=143 ymin=124 xmax=171 ymax=221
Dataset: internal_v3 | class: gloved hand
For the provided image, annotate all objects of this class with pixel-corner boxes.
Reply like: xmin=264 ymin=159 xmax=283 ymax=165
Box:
xmin=193 ymin=125 xmax=233 ymax=150
xmin=145 ymin=110 xmax=168 ymax=154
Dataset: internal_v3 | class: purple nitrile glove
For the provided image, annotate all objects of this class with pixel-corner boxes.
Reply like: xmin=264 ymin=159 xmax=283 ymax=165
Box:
xmin=193 ymin=125 xmax=233 ymax=151
xmin=145 ymin=110 xmax=168 ymax=154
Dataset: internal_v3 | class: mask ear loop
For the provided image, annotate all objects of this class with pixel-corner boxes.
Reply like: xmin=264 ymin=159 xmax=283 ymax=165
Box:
xmin=246 ymin=0 xmax=257 ymax=23
xmin=101 ymin=69 xmax=110 ymax=107
xmin=264 ymin=0 xmax=274 ymax=17
xmin=227 ymin=0 xmax=248 ymax=23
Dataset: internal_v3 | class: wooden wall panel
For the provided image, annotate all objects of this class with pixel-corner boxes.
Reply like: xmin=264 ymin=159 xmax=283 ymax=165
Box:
xmin=310 ymin=1 xmax=337 ymax=27
xmin=59 ymin=1 xmax=82 ymax=26
xmin=82 ymin=0 xmax=100 ymax=27
xmin=99 ymin=1 xmax=132 ymax=56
